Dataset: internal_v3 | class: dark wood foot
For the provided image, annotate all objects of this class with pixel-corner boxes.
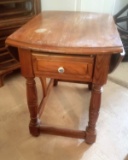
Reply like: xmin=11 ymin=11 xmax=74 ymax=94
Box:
xmin=88 ymin=83 xmax=92 ymax=90
xmin=0 ymin=75 xmax=4 ymax=87
xmin=53 ymin=79 xmax=58 ymax=86
xmin=85 ymin=127 xmax=96 ymax=144
xmin=29 ymin=119 xmax=40 ymax=136
xmin=86 ymin=84 xmax=103 ymax=144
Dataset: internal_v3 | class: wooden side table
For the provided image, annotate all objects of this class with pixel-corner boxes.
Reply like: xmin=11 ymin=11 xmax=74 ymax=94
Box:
xmin=6 ymin=11 xmax=123 ymax=144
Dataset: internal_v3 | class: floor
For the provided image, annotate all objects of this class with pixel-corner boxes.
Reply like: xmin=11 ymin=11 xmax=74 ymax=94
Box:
xmin=0 ymin=62 xmax=128 ymax=160
xmin=109 ymin=62 xmax=128 ymax=88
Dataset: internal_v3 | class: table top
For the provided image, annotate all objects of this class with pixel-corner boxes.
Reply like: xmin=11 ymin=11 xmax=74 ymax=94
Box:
xmin=6 ymin=11 xmax=123 ymax=55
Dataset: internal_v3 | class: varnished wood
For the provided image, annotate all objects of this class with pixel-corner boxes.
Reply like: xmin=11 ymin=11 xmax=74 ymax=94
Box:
xmin=32 ymin=53 xmax=94 ymax=82
xmin=6 ymin=11 xmax=123 ymax=54
xmin=26 ymin=77 xmax=40 ymax=136
xmin=86 ymin=85 xmax=103 ymax=144
xmin=53 ymin=79 xmax=58 ymax=86
xmin=0 ymin=0 xmax=41 ymax=87
xmin=6 ymin=11 xmax=123 ymax=144
xmin=39 ymin=77 xmax=47 ymax=97
xmin=34 ymin=0 xmax=41 ymax=14
xmin=40 ymin=125 xmax=86 ymax=139
xmin=93 ymin=54 xmax=111 ymax=85
xmin=18 ymin=48 xmax=34 ymax=78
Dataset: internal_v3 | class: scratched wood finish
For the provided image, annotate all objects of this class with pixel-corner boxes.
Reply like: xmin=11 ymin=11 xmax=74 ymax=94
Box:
xmin=6 ymin=11 xmax=123 ymax=144
xmin=6 ymin=11 xmax=123 ymax=54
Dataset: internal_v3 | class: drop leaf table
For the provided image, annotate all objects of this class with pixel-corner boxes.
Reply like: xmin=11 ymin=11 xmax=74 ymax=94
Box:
xmin=6 ymin=11 xmax=124 ymax=144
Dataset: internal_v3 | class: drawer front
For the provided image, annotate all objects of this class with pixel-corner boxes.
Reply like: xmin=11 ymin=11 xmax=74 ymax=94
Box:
xmin=32 ymin=53 xmax=94 ymax=82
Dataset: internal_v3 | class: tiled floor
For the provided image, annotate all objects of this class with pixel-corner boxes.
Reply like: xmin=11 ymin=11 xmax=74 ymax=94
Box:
xmin=0 ymin=70 xmax=128 ymax=160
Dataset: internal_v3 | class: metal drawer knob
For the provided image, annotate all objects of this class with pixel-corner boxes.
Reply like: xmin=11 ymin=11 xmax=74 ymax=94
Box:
xmin=58 ymin=67 xmax=64 ymax=73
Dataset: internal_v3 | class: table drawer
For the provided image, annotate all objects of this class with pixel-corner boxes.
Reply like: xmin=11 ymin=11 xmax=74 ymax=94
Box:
xmin=32 ymin=53 xmax=94 ymax=82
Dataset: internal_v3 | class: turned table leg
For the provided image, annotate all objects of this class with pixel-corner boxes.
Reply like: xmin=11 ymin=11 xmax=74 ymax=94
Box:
xmin=86 ymin=84 xmax=103 ymax=144
xmin=26 ymin=77 xmax=40 ymax=136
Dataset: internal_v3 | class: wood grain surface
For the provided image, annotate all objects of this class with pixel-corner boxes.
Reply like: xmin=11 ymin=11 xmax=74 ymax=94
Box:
xmin=32 ymin=53 xmax=94 ymax=82
xmin=6 ymin=11 xmax=123 ymax=54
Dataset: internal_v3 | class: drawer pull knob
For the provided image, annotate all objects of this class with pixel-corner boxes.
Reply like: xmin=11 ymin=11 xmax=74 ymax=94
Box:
xmin=58 ymin=67 xmax=64 ymax=73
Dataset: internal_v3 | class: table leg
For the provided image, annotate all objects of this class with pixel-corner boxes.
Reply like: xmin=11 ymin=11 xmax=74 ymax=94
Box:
xmin=26 ymin=77 xmax=40 ymax=136
xmin=86 ymin=84 xmax=103 ymax=144
xmin=39 ymin=77 xmax=47 ymax=97
xmin=53 ymin=79 xmax=58 ymax=86
xmin=88 ymin=83 xmax=92 ymax=90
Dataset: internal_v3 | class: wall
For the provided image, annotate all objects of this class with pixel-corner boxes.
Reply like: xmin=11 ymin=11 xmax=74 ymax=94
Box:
xmin=80 ymin=0 xmax=116 ymax=14
xmin=41 ymin=0 xmax=77 ymax=11
xmin=41 ymin=0 xmax=128 ymax=15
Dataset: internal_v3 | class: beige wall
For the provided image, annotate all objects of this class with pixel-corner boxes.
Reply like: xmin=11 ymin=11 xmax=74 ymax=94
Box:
xmin=41 ymin=0 xmax=78 ymax=11
xmin=80 ymin=0 xmax=116 ymax=14
xmin=41 ymin=0 xmax=128 ymax=15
